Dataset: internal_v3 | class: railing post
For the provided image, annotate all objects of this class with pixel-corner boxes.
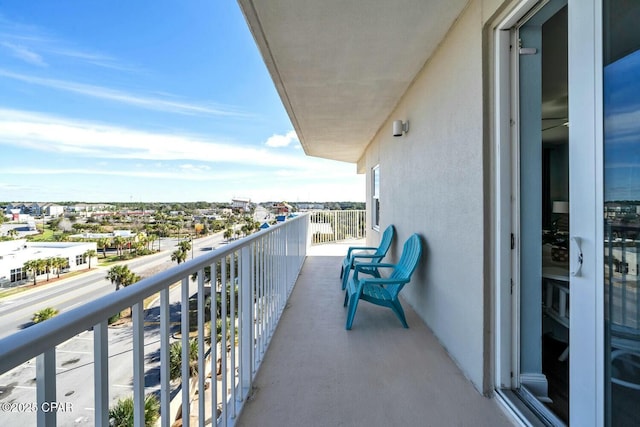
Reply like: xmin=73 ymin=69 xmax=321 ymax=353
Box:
xmin=210 ymin=262 xmax=218 ymax=427
xmin=197 ymin=269 xmax=206 ymax=426
xmin=230 ymin=253 xmax=237 ymax=417
xmin=220 ymin=258 xmax=228 ymax=427
xmin=160 ymin=288 xmax=170 ymax=427
xmin=132 ymin=302 xmax=145 ymax=427
xmin=241 ymin=245 xmax=252 ymax=393
xmin=93 ymin=321 xmax=109 ymax=427
xmin=36 ymin=349 xmax=56 ymax=427
xmin=180 ymin=277 xmax=190 ymax=424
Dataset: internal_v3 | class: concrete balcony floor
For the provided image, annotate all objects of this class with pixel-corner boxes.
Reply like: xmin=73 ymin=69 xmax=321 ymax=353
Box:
xmin=237 ymin=242 xmax=514 ymax=427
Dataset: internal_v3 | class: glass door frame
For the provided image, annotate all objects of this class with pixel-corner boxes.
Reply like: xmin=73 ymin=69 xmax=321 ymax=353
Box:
xmin=492 ymin=0 xmax=604 ymax=425
xmin=567 ymin=0 xmax=604 ymax=425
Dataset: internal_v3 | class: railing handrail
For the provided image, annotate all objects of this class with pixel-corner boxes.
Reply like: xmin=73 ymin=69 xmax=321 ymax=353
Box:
xmin=0 ymin=214 xmax=309 ymax=375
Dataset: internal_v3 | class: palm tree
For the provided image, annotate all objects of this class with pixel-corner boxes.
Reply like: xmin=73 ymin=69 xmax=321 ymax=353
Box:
xmin=106 ymin=265 xmax=140 ymax=291
xmin=32 ymin=307 xmax=59 ymax=323
xmin=108 ymin=394 xmax=159 ymax=427
xmin=44 ymin=258 xmax=55 ymax=281
xmin=97 ymin=238 xmax=110 ymax=258
xmin=224 ymin=228 xmax=233 ymax=241
xmin=83 ymin=249 xmax=97 ymax=269
xmin=178 ymin=239 xmax=192 ymax=253
xmin=53 ymin=257 xmax=67 ymax=278
xmin=113 ymin=236 xmax=126 ymax=257
xmin=23 ymin=259 xmax=39 ymax=286
xmin=146 ymin=233 xmax=157 ymax=251
xmin=171 ymin=249 xmax=187 ymax=265
xmin=169 ymin=339 xmax=199 ymax=381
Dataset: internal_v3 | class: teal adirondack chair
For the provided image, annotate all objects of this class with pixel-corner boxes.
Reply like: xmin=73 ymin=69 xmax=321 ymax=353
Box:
xmin=344 ymin=233 xmax=423 ymax=330
xmin=340 ymin=224 xmax=395 ymax=290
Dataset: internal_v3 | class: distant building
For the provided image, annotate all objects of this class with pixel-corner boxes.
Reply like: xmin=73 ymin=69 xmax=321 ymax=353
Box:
xmin=0 ymin=239 xmax=97 ymax=286
xmin=68 ymin=230 xmax=138 ymax=240
xmin=232 ymin=198 xmax=252 ymax=212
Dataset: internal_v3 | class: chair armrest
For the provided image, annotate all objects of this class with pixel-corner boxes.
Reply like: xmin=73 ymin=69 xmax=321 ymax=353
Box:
xmin=354 ymin=262 xmax=395 ymax=271
xmin=346 ymin=246 xmax=378 ymax=257
xmin=350 ymin=253 xmax=383 ymax=260
xmin=358 ymin=277 xmax=410 ymax=287
xmin=353 ymin=262 xmax=395 ymax=281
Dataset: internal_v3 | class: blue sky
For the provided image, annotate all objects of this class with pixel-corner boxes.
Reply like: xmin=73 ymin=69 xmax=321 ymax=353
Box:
xmin=0 ymin=2 xmax=364 ymax=203
xmin=604 ymin=48 xmax=640 ymax=201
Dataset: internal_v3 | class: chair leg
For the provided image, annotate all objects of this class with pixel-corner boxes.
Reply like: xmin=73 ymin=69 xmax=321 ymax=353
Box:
xmin=343 ymin=288 xmax=350 ymax=307
xmin=341 ymin=271 xmax=349 ymax=290
xmin=340 ymin=265 xmax=344 ymax=279
xmin=390 ymin=299 xmax=409 ymax=328
xmin=346 ymin=293 xmax=360 ymax=330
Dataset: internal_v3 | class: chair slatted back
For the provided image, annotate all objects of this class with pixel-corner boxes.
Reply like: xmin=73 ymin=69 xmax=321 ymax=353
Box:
xmin=373 ymin=225 xmax=395 ymax=259
xmin=388 ymin=234 xmax=423 ymax=296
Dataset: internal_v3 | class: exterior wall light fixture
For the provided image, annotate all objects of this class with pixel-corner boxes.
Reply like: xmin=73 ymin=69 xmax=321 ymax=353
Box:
xmin=392 ymin=120 xmax=409 ymax=137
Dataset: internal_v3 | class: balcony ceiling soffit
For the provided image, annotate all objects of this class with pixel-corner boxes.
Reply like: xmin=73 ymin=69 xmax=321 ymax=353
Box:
xmin=239 ymin=0 xmax=468 ymax=163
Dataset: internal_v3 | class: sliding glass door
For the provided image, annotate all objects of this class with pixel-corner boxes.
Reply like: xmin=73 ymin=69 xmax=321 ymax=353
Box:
xmin=603 ymin=1 xmax=640 ymax=425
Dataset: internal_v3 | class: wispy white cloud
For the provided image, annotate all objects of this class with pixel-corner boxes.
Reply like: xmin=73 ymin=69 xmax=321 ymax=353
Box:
xmin=1 ymin=166 xmax=257 ymax=182
xmin=0 ymin=69 xmax=244 ymax=117
xmin=0 ymin=15 xmax=137 ymax=72
xmin=265 ymin=130 xmax=298 ymax=148
xmin=0 ymin=41 xmax=47 ymax=66
xmin=0 ymin=109 xmax=327 ymax=171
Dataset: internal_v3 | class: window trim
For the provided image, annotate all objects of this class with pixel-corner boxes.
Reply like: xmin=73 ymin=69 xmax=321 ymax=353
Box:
xmin=372 ymin=165 xmax=380 ymax=231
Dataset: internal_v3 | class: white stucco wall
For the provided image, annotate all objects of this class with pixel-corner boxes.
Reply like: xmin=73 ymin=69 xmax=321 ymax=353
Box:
xmin=361 ymin=1 xmax=488 ymax=391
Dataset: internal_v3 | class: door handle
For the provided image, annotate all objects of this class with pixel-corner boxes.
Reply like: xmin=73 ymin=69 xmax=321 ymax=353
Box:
xmin=570 ymin=237 xmax=583 ymax=277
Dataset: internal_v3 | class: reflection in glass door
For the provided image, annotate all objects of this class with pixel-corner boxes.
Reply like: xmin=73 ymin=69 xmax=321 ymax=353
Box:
xmin=517 ymin=1 xmax=569 ymax=423
xmin=603 ymin=1 xmax=640 ymax=425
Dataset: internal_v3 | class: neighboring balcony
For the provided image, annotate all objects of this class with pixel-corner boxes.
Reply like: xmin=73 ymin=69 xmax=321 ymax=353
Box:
xmin=0 ymin=211 xmax=512 ymax=427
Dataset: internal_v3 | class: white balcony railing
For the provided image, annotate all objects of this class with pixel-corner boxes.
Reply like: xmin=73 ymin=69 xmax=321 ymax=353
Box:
xmin=0 ymin=214 xmax=310 ymax=427
xmin=309 ymin=210 xmax=366 ymax=244
xmin=0 ymin=210 xmax=364 ymax=427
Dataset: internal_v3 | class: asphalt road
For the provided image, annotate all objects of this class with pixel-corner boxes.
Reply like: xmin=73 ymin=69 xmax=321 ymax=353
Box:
xmin=0 ymin=233 xmax=227 ymax=340
xmin=0 ymin=231 xmax=228 ymax=426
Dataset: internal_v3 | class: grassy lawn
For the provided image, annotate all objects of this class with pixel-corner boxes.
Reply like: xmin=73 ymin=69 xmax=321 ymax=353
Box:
xmin=26 ymin=228 xmax=56 ymax=241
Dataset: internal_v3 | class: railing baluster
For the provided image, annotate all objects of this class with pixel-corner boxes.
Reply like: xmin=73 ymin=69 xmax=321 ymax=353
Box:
xmin=221 ymin=257 xmax=228 ymax=427
xmin=36 ymin=349 xmax=56 ymax=427
xmin=241 ymin=245 xmax=252 ymax=393
xmin=258 ymin=239 xmax=265 ymax=360
xmin=197 ymin=269 xmax=205 ymax=427
xmin=180 ymin=277 xmax=190 ymax=425
xmin=230 ymin=251 xmax=237 ymax=417
xmin=160 ymin=288 xmax=170 ymax=427
xmin=210 ymin=261 xmax=218 ymax=426
xmin=93 ymin=320 xmax=109 ymax=427
xmin=132 ymin=302 xmax=145 ymax=427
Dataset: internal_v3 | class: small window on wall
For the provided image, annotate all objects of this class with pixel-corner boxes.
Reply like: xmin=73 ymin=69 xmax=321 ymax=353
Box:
xmin=372 ymin=165 xmax=380 ymax=230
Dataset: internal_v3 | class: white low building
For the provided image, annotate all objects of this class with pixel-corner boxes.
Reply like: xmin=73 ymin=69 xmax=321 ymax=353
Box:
xmin=0 ymin=239 xmax=97 ymax=287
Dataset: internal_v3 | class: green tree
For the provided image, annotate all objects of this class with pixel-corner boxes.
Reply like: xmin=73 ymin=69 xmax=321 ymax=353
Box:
xmin=146 ymin=233 xmax=157 ymax=251
xmin=44 ymin=258 xmax=55 ymax=281
xmin=171 ymin=249 xmax=187 ymax=265
xmin=23 ymin=259 xmax=40 ymax=286
xmin=113 ymin=236 xmax=126 ymax=257
xmin=106 ymin=265 xmax=140 ymax=291
xmin=53 ymin=257 xmax=67 ymax=278
xmin=83 ymin=249 xmax=97 ymax=269
xmin=108 ymin=394 xmax=159 ymax=427
xmin=169 ymin=339 xmax=199 ymax=381
xmin=7 ymin=228 xmax=18 ymax=239
xmin=178 ymin=239 xmax=192 ymax=253
xmin=32 ymin=307 xmax=59 ymax=323
xmin=97 ymin=238 xmax=110 ymax=258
